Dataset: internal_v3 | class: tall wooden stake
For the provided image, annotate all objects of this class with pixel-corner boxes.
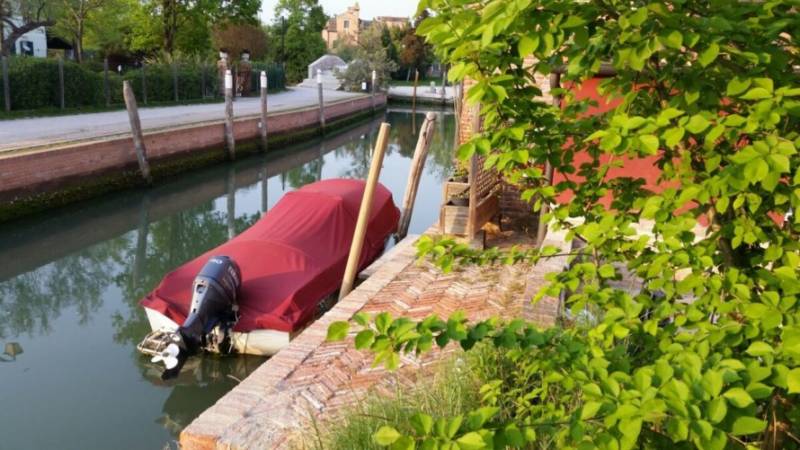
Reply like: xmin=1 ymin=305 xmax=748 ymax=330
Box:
xmin=103 ymin=57 xmax=110 ymax=107
xmin=1 ymin=56 xmax=9 ymax=112
xmin=339 ymin=123 xmax=392 ymax=300
xmin=141 ymin=62 xmax=148 ymax=105
xmin=536 ymin=72 xmax=562 ymax=245
xmin=371 ymin=69 xmax=376 ymax=113
xmin=227 ymin=168 xmax=236 ymax=239
xmin=261 ymin=164 xmax=269 ymax=217
xmin=412 ymin=69 xmax=419 ymax=112
xmin=58 ymin=57 xmax=65 ymax=109
xmin=123 ymin=80 xmax=152 ymax=184
xmin=317 ymin=69 xmax=326 ymax=133
xmin=259 ymin=71 xmax=268 ymax=151
xmin=397 ymin=112 xmax=437 ymax=239
xmin=440 ymin=66 xmax=447 ymax=105
xmin=224 ymin=69 xmax=236 ymax=160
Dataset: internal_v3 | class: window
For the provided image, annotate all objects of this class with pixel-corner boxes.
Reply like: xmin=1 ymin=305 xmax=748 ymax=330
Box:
xmin=343 ymin=20 xmax=349 ymax=29
xmin=19 ymin=40 xmax=34 ymax=56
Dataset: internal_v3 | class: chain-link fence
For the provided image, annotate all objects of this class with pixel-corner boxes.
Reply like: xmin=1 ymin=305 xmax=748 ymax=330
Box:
xmin=0 ymin=56 xmax=286 ymax=114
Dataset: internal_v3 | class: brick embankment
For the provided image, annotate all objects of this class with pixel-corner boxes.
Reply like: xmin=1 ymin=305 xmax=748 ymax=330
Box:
xmin=180 ymin=226 xmax=572 ymax=450
xmin=0 ymin=93 xmax=386 ymax=221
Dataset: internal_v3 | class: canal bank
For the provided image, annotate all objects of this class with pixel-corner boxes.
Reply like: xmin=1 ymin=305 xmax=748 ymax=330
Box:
xmin=0 ymin=90 xmax=387 ymax=222
xmin=0 ymin=109 xmax=455 ymax=450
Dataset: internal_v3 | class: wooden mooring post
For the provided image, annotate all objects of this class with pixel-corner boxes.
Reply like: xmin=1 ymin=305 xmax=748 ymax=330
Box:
xmin=224 ymin=69 xmax=236 ymax=160
xmin=339 ymin=122 xmax=392 ymax=300
xmin=259 ymin=71 xmax=268 ymax=151
xmin=440 ymin=66 xmax=447 ymax=105
xmin=58 ymin=57 xmax=65 ymax=110
xmin=412 ymin=69 xmax=419 ymax=112
xmin=1 ymin=56 xmax=9 ymax=112
xmin=122 ymin=80 xmax=152 ymax=184
xmin=104 ymin=58 xmax=110 ymax=107
xmin=371 ymin=69 xmax=376 ymax=113
xmin=227 ymin=168 xmax=236 ymax=239
xmin=317 ymin=69 xmax=326 ymax=133
xmin=397 ymin=112 xmax=437 ymax=240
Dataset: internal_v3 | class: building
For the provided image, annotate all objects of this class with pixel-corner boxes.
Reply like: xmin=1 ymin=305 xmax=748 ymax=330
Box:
xmin=1 ymin=16 xmax=48 ymax=57
xmin=321 ymin=3 xmax=408 ymax=49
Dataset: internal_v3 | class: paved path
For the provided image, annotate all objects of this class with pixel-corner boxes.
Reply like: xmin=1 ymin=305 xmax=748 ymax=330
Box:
xmin=0 ymin=87 xmax=364 ymax=153
xmin=388 ymin=85 xmax=455 ymax=102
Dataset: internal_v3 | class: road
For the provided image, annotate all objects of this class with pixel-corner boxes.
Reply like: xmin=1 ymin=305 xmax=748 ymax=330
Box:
xmin=0 ymin=87 xmax=364 ymax=153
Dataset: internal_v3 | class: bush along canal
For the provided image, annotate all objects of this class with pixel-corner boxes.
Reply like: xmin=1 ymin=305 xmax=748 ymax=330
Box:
xmin=0 ymin=108 xmax=455 ymax=450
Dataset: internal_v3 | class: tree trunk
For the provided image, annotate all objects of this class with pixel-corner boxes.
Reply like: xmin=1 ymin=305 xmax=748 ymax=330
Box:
xmin=76 ymin=20 xmax=84 ymax=63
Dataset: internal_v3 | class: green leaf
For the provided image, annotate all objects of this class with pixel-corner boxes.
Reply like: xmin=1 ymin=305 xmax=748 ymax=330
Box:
xmin=562 ymin=15 xmax=586 ymax=28
xmin=659 ymin=30 xmax=683 ymax=49
xmin=787 ymin=368 xmax=800 ymax=393
xmin=517 ymin=35 xmax=539 ymax=57
xmin=745 ymin=341 xmax=774 ymax=356
xmin=727 ymin=78 xmax=751 ymax=96
xmin=374 ymin=426 xmax=401 ymax=446
xmin=707 ymin=397 xmax=727 ymax=424
xmin=327 ymin=321 xmax=349 ymax=341
xmin=768 ymin=154 xmax=790 ymax=173
xmin=731 ymin=417 xmax=767 ymax=436
xmin=686 ymin=115 xmax=711 ymax=134
xmin=410 ymin=413 xmax=434 ymax=435
xmin=390 ymin=436 xmax=415 ymax=450
xmin=581 ymin=401 xmax=602 ymax=420
xmin=663 ymin=127 xmax=685 ymax=148
xmin=741 ymin=87 xmax=772 ymax=100
xmin=743 ymin=158 xmax=769 ymax=182
xmin=639 ymin=134 xmax=659 ymax=154
xmin=456 ymin=432 xmax=486 ymax=449
xmin=723 ymin=387 xmax=754 ymax=408
xmin=355 ymin=329 xmax=375 ymax=349
xmin=698 ymin=43 xmax=719 ymax=67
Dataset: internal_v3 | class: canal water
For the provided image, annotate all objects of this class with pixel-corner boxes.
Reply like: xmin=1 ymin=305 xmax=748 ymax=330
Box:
xmin=0 ymin=108 xmax=455 ymax=450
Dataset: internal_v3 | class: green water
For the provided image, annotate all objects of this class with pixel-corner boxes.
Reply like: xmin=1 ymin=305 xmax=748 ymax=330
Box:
xmin=0 ymin=108 xmax=455 ymax=450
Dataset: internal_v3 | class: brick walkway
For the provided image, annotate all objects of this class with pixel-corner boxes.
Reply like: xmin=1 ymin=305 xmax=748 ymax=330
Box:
xmin=180 ymin=227 xmax=571 ymax=449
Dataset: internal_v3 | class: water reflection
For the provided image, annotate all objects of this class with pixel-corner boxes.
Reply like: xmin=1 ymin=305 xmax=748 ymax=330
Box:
xmin=0 ymin=108 xmax=454 ymax=450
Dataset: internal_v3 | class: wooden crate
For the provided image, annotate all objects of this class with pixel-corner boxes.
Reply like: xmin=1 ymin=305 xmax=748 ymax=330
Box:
xmin=440 ymin=203 xmax=469 ymax=235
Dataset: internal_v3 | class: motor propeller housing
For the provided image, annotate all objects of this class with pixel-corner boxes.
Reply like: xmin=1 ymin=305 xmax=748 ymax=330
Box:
xmin=155 ymin=255 xmax=241 ymax=379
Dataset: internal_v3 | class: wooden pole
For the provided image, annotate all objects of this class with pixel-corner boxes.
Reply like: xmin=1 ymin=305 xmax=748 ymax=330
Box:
xmin=104 ymin=57 xmax=110 ymax=107
xmin=466 ymin=103 xmax=481 ymax=240
xmin=227 ymin=168 xmax=236 ymax=239
xmin=536 ymin=73 xmax=562 ymax=245
xmin=440 ymin=66 xmax=447 ymax=105
xmin=1 ymin=56 xmax=9 ymax=112
xmin=58 ymin=57 xmax=65 ymax=109
xmin=224 ymin=69 xmax=236 ymax=160
xmin=317 ymin=69 xmax=326 ymax=133
xmin=339 ymin=122 xmax=392 ymax=300
xmin=371 ymin=69 xmax=376 ymax=113
xmin=412 ymin=69 xmax=419 ymax=112
xmin=141 ymin=62 xmax=148 ymax=105
xmin=397 ymin=112 xmax=437 ymax=239
xmin=261 ymin=164 xmax=269 ymax=217
xmin=172 ymin=62 xmax=179 ymax=102
xmin=259 ymin=71 xmax=268 ymax=151
xmin=123 ymin=81 xmax=152 ymax=184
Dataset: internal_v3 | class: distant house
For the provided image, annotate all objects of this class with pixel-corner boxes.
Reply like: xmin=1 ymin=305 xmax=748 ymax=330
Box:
xmin=322 ymin=3 xmax=408 ymax=48
xmin=1 ymin=16 xmax=48 ymax=57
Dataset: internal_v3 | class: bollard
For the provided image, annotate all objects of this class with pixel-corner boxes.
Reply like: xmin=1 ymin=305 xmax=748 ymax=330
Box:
xmin=172 ymin=62 xmax=179 ymax=102
xmin=224 ymin=70 xmax=236 ymax=160
xmin=259 ymin=71 xmax=268 ymax=152
xmin=371 ymin=69 xmax=376 ymax=113
xmin=123 ymin=80 xmax=152 ymax=184
xmin=397 ymin=112 xmax=437 ymax=239
xmin=58 ymin=57 xmax=65 ymax=109
xmin=104 ymin=58 xmax=110 ymax=107
xmin=317 ymin=69 xmax=325 ymax=133
xmin=141 ymin=62 xmax=148 ymax=105
xmin=1 ymin=56 xmax=9 ymax=112
xmin=339 ymin=122 xmax=392 ymax=300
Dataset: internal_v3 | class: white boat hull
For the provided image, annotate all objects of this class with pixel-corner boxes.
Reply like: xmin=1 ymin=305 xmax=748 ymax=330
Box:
xmin=144 ymin=307 xmax=291 ymax=356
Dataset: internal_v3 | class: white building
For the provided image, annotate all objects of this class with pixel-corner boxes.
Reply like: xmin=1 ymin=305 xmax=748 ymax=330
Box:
xmin=1 ymin=16 xmax=48 ymax=57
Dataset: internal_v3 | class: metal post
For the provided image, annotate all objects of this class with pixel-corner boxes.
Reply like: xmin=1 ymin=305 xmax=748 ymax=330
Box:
xmin=172 ymin=62 xmax=179 ymax=102
xmin=339 ymin=122 xmax=392 ymax=300
xmin=397 ymin=112 xmax=437 ymax=239
xmin=58 ymin=57 xmax=65 ymax=109
xmin=104 ymin=57 xmax=110 ymax=107
xmin=141 ymin=62 xmax=148 ymax=105
xmin=371 ymin=69 xmax=376 ymax=113
xmin=317 ymin=69 xmax=325 ymax=133
xmin=123 ymin=80 xmax=152 ymax=184
xmin=1 ymin=56 xmax=9 ymax=112
xmin=259 ymin=71 xmax=268 ymax=152
xmin=224 ymin=69 xmax=236 ymax=159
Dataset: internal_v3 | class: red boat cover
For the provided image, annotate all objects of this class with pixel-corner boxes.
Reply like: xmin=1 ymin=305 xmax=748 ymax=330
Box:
xmin=141 ymin=179 xmax=400 ymax=333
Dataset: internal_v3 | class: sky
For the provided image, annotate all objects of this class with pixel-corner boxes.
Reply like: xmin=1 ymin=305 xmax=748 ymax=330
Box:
xmin=259 ymin=0 xmax=419 ymax=24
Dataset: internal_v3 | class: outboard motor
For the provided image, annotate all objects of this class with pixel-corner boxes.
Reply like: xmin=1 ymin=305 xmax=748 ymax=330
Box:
xmin=151 ymin=256 xmax=241 ymax=379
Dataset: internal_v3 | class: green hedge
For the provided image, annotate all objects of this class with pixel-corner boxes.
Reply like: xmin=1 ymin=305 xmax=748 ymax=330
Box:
xmin=0 ymin=56 xmax=285 ymax=111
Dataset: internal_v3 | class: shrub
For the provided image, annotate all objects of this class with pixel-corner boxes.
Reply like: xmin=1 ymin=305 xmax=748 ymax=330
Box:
xmin=329 ymin=1 xmax=800 ymax=450
xmin=0 ymin=56 xmax=108 ymax=110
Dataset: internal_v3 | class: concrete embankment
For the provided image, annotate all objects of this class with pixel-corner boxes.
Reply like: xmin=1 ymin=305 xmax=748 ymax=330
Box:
xmin=0 ymin=92 xmax=386 ymax=221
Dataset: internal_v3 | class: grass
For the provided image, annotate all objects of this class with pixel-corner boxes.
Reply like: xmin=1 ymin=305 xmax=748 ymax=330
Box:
xmin=299 ymin=356 xmax=483 ymax=450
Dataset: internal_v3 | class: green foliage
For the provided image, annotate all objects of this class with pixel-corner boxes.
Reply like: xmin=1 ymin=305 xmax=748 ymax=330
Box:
xmin=329 ymin=0 xmax=800 ymax=449
xmin=265 ymin=0 xmax=327 ymax=84
xmin=335 ymin=25 xmax=399 ymax=92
